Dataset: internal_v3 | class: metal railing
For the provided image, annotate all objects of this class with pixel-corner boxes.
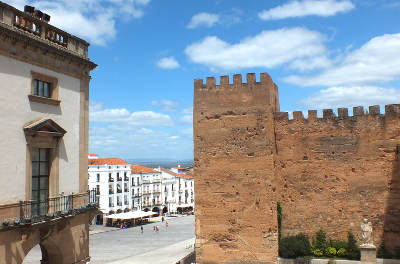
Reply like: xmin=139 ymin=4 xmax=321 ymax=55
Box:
xmin=0 ymin=189 xmax=99 ymax=226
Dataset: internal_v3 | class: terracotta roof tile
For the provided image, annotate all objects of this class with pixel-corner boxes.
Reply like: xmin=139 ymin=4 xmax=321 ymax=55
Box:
xmin=131 ymin=165 xmax=158 ymax=174
xmin=88 ymin=158 xmax=130 ymax=166
xmin=161 ymin=168 xmax=193 ymax=180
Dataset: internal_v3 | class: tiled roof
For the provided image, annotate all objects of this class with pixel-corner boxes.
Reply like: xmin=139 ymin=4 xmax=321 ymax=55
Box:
xmin=173 ymin=167 xmax=185 ymax=170
xmin=131 ymin=165 xmax=158 ymax=174
xmin=88 ymin=158 xmax=130 ymax=166
xmin=160 ymin=168 xmax=194 ymax=180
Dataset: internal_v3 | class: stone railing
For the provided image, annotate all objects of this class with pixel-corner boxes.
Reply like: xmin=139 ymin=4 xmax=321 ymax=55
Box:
xmin=0 ymin=2 xmax=89 ymax=58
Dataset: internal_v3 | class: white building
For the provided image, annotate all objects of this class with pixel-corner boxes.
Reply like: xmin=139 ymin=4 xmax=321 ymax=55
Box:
xmin=88 ymin=156 xmax=132 ymax=222
xmin=130 ymin=165 xmax=163 ymax=213
xmin=159 ymin=168 xmax=195 ymax=214
xmin=0 ymin=2 xmax=97 ymax=263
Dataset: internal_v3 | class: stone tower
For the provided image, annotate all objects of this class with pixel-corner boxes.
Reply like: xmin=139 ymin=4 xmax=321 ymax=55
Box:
xmin=193 ymin=73 xmax=280 ymax=263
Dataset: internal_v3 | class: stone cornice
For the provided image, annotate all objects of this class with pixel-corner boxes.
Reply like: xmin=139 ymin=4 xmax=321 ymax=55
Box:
xmin=0 ymin=22 xmax=97 ymax=80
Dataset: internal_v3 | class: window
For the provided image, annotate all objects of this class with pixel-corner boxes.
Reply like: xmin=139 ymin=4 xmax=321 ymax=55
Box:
xmin=33 ymin=79 xmax=51 ymax=97
xmin=32 ymin=148 xmax=49 ymax=202
xmin=96 ymin=173 xmax=100 ymax=182
xmin=29 ymin=71 xmax=59 ymax=105
xmin=96 ymin=185 xmax=100 ymax=195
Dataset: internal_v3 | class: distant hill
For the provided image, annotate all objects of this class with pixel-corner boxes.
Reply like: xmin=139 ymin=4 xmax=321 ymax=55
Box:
xmin=126 ymin=159 xmax=193 ymax=169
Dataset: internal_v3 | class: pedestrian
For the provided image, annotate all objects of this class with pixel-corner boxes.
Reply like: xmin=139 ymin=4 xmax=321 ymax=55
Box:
xmin=166 ymin=221 xmax=168 ymax=229
xmin=156 ymin=225 xmax=159 ymax=232
xmin=153 ymin=226 xmax=155 ymax=232
xmin=162 ymin=216 xmax=164 ymax=222
xmin=140 ymin=226 xmax=143 ymax=234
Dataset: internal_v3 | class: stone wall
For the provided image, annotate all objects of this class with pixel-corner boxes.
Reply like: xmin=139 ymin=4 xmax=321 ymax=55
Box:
xmin=275 ymin=106 xmax=400 ymax=250
xmin=194 ymin=73 xmax=279 ymax=263
xmin=193 ymin=72 xmax=400 ymax=263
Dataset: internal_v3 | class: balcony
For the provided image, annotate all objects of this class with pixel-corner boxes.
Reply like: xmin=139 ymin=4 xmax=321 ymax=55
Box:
xmin=117 ymin=189 xmax=122 ymax=193
xmin=109 ymin=190 xmax=114 ymax=195
xmin=133 ymin=193 xmax=141 ymax=198
xmin=2 ymin=4 xmax=90 ymax=58
xmin=109 ymin=178 xmax=114 ymax=182
xmin=0 ymin=190 xmax=98 ymax=228
xmin=153 ymin=190 xmax=161 ymax=194
xmin=124 ymin=176 xmax=129 ymax=181
xmin=124 ymin=189 xmax=128 ymax=193
xmin=152 ymin=179 xmax=161 ymax=183
xmin=117 ymin=177 xmax=122 ymax=182
xmin=109 ymin=203 xmax=114 ymax=207
xmin=142 ymin=179 xmax=151 ymax=184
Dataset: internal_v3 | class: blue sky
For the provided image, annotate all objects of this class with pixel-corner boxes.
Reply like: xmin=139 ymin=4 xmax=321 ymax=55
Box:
xmin=7 ymin=0 xmax=400 ymax=160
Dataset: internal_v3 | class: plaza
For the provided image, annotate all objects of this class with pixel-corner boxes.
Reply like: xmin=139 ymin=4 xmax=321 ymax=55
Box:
xmin=23 ymin=215 xmax=195 ymax=264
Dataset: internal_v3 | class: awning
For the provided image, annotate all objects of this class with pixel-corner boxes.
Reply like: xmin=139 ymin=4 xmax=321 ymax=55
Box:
xmin=104 ymin=211 xmax=157 ymax=220
xmin=177 ymin=205 xmax=193 ymax=208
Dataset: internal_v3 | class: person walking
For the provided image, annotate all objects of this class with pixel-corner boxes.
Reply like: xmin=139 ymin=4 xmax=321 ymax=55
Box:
xmin=166 ymin=221 xmax=168 ymax=230
xmin=140 ymin=226 xmax=143 ymax=234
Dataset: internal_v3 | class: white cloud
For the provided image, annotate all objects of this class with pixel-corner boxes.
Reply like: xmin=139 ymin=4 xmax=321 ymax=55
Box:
xmin=90 ymin=102 xmax=172 ymax=126
xmin=151 ymin=99 xmax=178 ymax=112
xmin=284 ymin=33 xmax=400 ymax=86
xmin=187 ymin=12 xmax=219 ymax=29
xmin=7 ymin=0 xmax=151 ymax=45
xmin=89 ymin=124 xmax=193 ymax=159
xmin=156 ymin=57 xmax=180 ymax=69
xmin=181 ymin=115 xmax=193 ymax=124
xmin=300 ymin=86 xmax=400 ymax=109
xmin=259 ymin=0 xmax=355 ymax=20
xmin=182 ymin=107 xmax=193 ymax=114
xmin=185 ymin=27 xmax=329 ymax=72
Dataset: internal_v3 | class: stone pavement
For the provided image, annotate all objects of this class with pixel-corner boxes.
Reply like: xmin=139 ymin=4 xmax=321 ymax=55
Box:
xmin=22 ymin=215 xmax=195 ymax=264
xmin=107 ymin=238 xmax=195 ymax=264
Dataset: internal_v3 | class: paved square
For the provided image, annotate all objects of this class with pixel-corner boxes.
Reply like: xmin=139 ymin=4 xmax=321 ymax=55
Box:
xmin=22 ymin=215 xmax=195 ymax=264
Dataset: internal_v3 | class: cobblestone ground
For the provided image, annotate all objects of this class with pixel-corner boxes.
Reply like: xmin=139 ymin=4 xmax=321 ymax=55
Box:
xmin=22 ymin=215 xmax=195 ymax=264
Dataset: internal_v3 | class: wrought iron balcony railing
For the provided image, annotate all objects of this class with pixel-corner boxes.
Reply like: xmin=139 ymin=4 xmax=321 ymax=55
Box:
xmin=0 ymin=189 xmax=98 ymax=228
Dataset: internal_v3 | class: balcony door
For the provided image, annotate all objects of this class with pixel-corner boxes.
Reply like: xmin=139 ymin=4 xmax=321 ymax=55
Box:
xmin=32 ymin=148 xmax=50 ymax=216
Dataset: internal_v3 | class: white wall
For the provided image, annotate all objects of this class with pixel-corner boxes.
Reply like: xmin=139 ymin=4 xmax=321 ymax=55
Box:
xmin=0 ymin=54 xmax=81 ymax=203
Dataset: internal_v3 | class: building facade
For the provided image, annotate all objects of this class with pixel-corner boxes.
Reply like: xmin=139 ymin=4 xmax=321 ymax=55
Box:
xmin=159 ymin=168 xmax=195 ymax=214
xmin=130 ymin=165 xmax=163 ymax=213
xmin=0 ymin=2 xmax=97 ymax=264
xmin=88 ymin=156 xmax=132 ymax=221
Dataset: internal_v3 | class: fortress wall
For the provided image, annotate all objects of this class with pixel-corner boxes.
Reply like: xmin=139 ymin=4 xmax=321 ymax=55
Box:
xmin=275 ymin=105 xmax=400 ymax=249
xmin=194 ymin=73 xmax=279 ymax=263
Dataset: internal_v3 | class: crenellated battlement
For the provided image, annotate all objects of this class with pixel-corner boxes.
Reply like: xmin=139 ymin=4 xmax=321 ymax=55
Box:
xmin=275 ymin=104 xmax=400 ymax=123
xmin=194 ymin=73 xmax=280 ymax=113
xmin=195 ymin=72 xmax=274 ymax=90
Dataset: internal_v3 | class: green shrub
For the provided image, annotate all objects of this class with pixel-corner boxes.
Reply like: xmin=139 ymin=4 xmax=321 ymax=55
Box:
xmin=279 ymin=233 xmax=311 ymax=258
xmin=325 ymin=247 xmax=337 ymax=257
xmin=346 ymin=232 xmax=360 ymax=260
xmin=312 ymin=248 xmax=323 ymax=257
xmin=337 ymin=248 xmax=347 ymax=257
xmin=330 ymin=239 xmax=348 ymax=251
xmin=312 ymin=229 xmax=328 ymax=252
xmin=377 ymin=242 xmax=393 ymax=259
xmin=277 ymin=202 xmax=282 ymax=241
